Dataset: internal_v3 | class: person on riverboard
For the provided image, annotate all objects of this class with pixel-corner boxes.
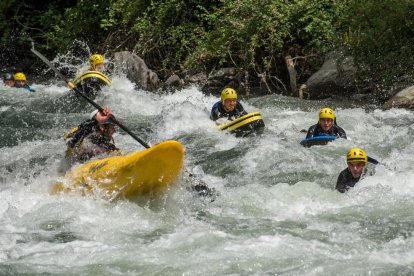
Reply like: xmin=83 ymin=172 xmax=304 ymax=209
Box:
xmin=210 ymin=88 xmax=248 ymax=124
xmin=72 ymin=54 xmax=111 ymax=97
xmin=305 ymin=107 xmax=347 ymax=139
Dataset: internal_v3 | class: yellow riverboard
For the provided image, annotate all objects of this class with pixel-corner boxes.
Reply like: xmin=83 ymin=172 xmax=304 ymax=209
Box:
xmin=218 ymin=112 xmax=265 ymax=137
xmin=51 ymin=140 xmax=185 ymax=199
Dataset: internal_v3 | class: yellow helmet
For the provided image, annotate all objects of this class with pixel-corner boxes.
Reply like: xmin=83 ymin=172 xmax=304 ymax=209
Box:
xmin=89 ymin=54 xmax=105 ymax=69
xmin=347 ymin=147 xmax=368 ymax=164
xmin=14 ymin=72 xmax=27 ymax=81
xmin=220 ymin=88 xmax=237 ymax=104
xmin=319 ymin=107 xmax=335 ymax=120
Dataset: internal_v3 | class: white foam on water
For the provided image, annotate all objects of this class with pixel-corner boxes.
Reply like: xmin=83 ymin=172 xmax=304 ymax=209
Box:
xmin=1 ymin=81 xmax=413 ymax=274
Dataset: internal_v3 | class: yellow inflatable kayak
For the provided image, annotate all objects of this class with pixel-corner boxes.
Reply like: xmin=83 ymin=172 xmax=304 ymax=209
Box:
xmin=51 ymin=140 xmax=185 ymax=199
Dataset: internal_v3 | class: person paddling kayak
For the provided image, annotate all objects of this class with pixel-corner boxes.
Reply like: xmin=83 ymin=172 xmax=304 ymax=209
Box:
xmin=64 ymin=107 xmax=119 ymax=165
xmin=336 ymin=147 xmax=376 ymax=193
xmin=72 ymin=54 xmax=111 ymax=97
xmin=210 ymin=88 xmax=248 ymax=124
xmin=305 ymin=107 xmax=347 ymax=139
xmin=61 ymin=107 xmax=217 ymax=200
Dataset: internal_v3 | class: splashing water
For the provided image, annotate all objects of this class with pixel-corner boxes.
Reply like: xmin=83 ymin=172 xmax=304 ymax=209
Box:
xmin=0 ymin=75 xmax=414 ymax=275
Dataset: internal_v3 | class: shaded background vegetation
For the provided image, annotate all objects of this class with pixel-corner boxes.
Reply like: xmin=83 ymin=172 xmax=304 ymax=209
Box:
xmin=1 ymin=0 xmax=414 ymax=100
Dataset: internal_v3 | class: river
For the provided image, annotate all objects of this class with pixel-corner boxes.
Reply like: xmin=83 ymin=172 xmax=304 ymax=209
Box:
xmin=1 ymin=78 xmax=413 ymax=275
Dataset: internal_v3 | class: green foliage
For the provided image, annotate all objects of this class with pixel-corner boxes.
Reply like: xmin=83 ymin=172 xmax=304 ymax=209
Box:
xmin=102 ymin=0 xmax=150 ymax=29
xmin=47 ymin=0 xmax=112 ymax=53
xmin=288 ymin=0 xmax=342 ymax=52
xmin=189 ymin=0 xmax=290 ymax=71
xmin=130 ymin=0 xmax=214 ymax=74
xmin=188 ymin=0 xmax=343 ymax=81
xmin=340 ymin=0 xmax=414 ymax=96
xmin=2 ymin=0 xmax=413 ymax=99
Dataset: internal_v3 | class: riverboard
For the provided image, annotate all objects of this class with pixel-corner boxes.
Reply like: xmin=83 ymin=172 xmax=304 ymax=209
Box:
xmin=217 ymin=112 xmax=265 ymax=137
xmin=51 ymin=140 xmax=185 ymax=199
xmin=300 ymin=135 xmax=337 ymax=147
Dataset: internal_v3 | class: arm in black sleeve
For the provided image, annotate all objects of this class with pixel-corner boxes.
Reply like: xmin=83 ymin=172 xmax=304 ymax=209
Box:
xmin=210 ymin=102 xmax=221 ymax=121
xmin=66 ymin=119 xmax=98 ymax=148
xmin=210 ymin=107 xmax=219 ymax=121
xmin=306 ymin=124 xmax=317 ymax=139
xmin=335 ymin=126 xmax=347 ymax=139
xmin=335 ymin=181 xmax=347 ymax=193
xmin=335 ymin=169 xmax=350 ymax=193
xmin=236 ymin=102 xmax=248 ymax=116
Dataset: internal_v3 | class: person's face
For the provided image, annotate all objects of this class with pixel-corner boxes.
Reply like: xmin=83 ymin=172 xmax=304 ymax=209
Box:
xmin=15 ymin=80 xmax=26 ymax=88
xmin=95 ymin=63 xmax=104 ymax=73
xmin=347 ymin=162 xmax=366 ymax=178
xmin=319 ymin=118 xmax=333 ymax=132
xmin=223 ymin=98 xmax=237 ymax=112
xmin=4 ymin=80 xmax=14 ymax=87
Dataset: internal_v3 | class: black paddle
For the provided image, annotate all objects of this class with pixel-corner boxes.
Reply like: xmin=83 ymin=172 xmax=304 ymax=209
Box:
xmin=367 ymin=156 xmax=379 ymax=165
xmin=31 ymin=43 xmax=216 ymax=200
xmin=30 ymin=42 xmax=150 ymax=149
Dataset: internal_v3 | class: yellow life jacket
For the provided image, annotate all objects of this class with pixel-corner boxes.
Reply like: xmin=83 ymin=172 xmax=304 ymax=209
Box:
xmin=63 ymin=127 xmax=79 ymax=141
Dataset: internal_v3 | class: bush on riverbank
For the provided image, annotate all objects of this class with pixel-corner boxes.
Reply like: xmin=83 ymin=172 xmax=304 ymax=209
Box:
xmin=1 ymin=0 xmax=413 ymax=101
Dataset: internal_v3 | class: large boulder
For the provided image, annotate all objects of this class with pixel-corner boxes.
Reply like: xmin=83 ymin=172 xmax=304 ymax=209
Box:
xmin=164 ymin=74 xmax=184 ymax=89
xmin=383 ymin=86 xmax=414 ymax=109
xmin=187 ymin=67 xmax=239 ymax=94
xmin=113 ymin=51 xmax=159 ymax=90
xmin=305 ymin=51 xmax=357 ymax=99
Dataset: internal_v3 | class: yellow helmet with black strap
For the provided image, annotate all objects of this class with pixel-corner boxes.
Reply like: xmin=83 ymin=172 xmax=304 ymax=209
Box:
xmin=14 ymin=72 xmax=27 ymax=81
xmin=89 ymin=54 xmax=105 ymax=70
xmin=347 ymin=147 xmax=368 ymax=164
xmin=221 ymin=88 xmax=237 ymax=104
xmin=319 ymin=107 xmax=335 ymax=120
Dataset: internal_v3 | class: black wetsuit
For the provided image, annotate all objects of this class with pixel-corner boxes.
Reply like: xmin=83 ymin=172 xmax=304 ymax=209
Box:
xmin=335 ymin=168 xmax=360 ymax=193
xmin=210 ymin=101 xmax=247 ymax=121
xmin=306 ymin=123 xmax=347 ymax=139
xmin=65 ymin=118 xmax=118 ymax=163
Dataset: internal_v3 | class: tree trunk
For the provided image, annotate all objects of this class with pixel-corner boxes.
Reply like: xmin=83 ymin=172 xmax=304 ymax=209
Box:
xmin=285 ymin=55 xmax=297 ymax=97
xmin=244 ymin=69 xmax=250 ymax=96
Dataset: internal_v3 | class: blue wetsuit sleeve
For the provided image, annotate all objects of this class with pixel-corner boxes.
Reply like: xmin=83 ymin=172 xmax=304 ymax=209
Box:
xmin=23 ymin=85 xmax=35 ymax=92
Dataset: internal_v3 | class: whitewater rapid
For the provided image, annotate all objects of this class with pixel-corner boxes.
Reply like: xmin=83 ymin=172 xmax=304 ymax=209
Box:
xmin=0 ymin=77 xmax=413 ymax=275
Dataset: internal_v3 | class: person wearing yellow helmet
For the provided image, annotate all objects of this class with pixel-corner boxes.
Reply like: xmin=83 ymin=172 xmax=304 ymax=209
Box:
xmin=13 ymin=72 xmax=36 ymax=92
xmin=3 ymin=73 xmax=14 ymax=87
xmin=72 ymin=53 xmax=111 ymax=97
xmin=305 ymin=107 xmax=346 ymax=139
xmin=335 ymin=147 xmax=376 ymax=193
xmin=210 ymin=88 xmax=248 ymax=123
